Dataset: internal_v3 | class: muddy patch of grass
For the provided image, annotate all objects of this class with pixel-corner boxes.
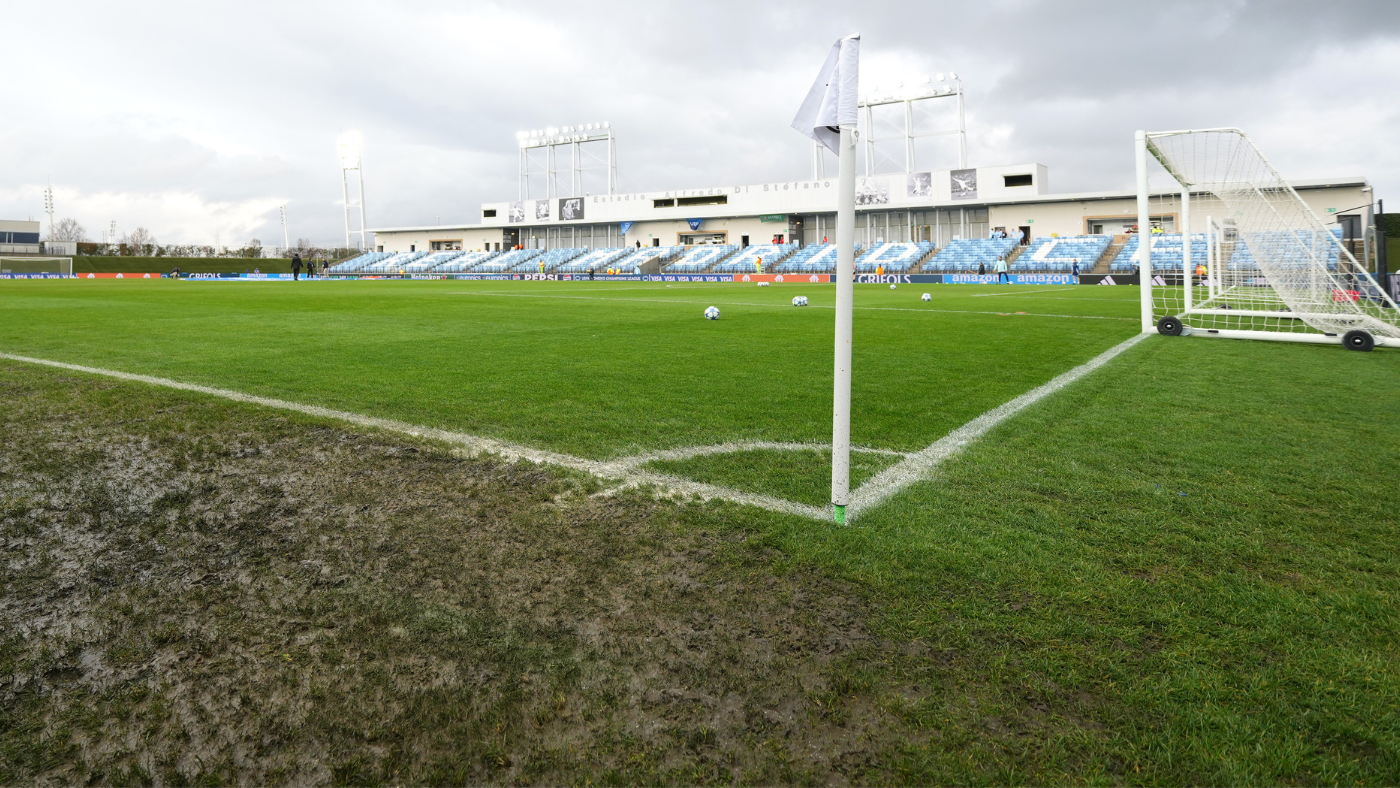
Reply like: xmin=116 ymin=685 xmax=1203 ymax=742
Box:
xmin=0 ymin=362 xmax=936 ymax=784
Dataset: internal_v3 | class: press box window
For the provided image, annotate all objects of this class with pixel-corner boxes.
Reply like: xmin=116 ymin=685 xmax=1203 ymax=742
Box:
xmin=483 ymin=209 xmax=497 ymax=218
xmin=676 ymin=195 xmax=727 ymax=207
xmin=653 ymin=198 xmax=675 ymax=208
xmin=1003 ymin=174 xmax=1033 ymax=188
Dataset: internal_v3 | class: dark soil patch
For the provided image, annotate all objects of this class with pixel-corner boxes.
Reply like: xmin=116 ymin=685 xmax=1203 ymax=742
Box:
xmin=0 ymin=362 xmax=933 ymax=784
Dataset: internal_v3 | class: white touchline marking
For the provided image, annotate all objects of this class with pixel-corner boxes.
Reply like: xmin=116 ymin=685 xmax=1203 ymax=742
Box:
xmin=844 ymin=332 xmax=1149 ymax=519
xmin=1 ymin=334 xmax=1146 ymax=523
xmin=444 ymin=291 xmax=1136 ymax=322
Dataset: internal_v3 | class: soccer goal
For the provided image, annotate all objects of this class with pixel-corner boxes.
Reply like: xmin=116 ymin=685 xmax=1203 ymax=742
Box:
xmin=1135 ymin=128 xmax=1399 ymax=351
xmin=0 ymin=257 xmax=73 ymax=277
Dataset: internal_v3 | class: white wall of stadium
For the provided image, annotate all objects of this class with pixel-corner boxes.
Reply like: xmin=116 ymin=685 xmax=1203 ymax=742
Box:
xmin=369 ymin=165 xmax=1371 ymax=255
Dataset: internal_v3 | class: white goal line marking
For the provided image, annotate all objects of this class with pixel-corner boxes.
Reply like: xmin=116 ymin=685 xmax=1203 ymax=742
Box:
xmin=0 ymin=334 xmax=1146 ymax=523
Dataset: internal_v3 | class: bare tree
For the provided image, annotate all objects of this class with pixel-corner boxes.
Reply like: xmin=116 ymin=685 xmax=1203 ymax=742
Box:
xmin=125 ymin=227 xmax=156 ymax=256
xmin=49 ymin=218 xmax=87 ymax=242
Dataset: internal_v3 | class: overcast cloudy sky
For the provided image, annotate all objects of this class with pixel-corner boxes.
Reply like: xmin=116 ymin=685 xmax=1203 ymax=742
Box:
xmin=4 ymin=0 xmax=1397 ymax=247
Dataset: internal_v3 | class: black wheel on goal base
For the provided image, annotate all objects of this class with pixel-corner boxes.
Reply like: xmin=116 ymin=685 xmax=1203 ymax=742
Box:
xmin=1342 ymin=330 xmax=1374 ymax=352
xmin=1156 ymin=316 xmax=1183 ymax=336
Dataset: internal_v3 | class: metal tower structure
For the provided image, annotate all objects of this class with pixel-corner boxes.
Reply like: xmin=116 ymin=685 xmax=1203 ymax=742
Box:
xmin=43 ymin=183 xmax=54 ymax=240
xmin=813 ymin=73 xmax=967 ymax=179
xmin=518 ymin=123 xmax=616 ymax=199
xmin=338 ymin=132 xmax=368 ymax=250
xmin=279 ymin=205 xmax=290 ymax=251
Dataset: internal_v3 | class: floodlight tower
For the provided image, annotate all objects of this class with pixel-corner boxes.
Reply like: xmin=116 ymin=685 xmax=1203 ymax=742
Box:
xmin=43 ymin=183 xmax=54 ymax=240
xmin=813 ymin=73 xmax=968 ymax=178
xmin=518 ymin=122 xmax=616 ymax=199
xmin=279 ymin=205 xmax=290 ymax=252
xmin=338 ymin=132 xmax=369 ymax=250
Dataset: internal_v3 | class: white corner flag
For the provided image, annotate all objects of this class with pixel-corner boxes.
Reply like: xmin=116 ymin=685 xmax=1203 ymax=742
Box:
xmin=792 ymin=34 xmax=859 ymax=525
xmin=791 ymin=34 xmax=861 ymax=153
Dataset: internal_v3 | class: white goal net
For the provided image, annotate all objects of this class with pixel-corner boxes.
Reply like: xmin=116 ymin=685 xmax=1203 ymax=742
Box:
xmin=0 ymin=256 xmax=73 ymax=276
xmin=1140 ymin=128 xmax=1399 ymax=348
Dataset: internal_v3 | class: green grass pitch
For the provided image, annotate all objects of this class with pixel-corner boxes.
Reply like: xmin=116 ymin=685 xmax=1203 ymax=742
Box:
xmin=1 ymin=278 xmax=1398 ymax=783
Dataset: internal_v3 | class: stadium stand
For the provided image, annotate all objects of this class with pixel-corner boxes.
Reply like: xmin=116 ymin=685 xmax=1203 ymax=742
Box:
xmin=854 ymin=241 xmax=934 ymax=273
xmin=473 ymin=248 xmax=541 ymax=272
xmin=357 ymin=251 xmax=426 ymax=273
xmin=711 ymin=243 xmax=799 ymax=273
xmin=511 ymin=248 xmax=586 ymax=272
xmin=433 ymin=250 xmax=497 ymax=272
xmin=613 ymin=245 xmax=683 ymax=271
xmin=774 ymin=243 xmax=862 ymax=273
xmin=666 ymin=245 xmax=739 ymax=272
xmin=328 ymin=251 xmax=391 ymax=273
xmin=1228 ymin=228 xmax=1342 ymax=271
xmin=556 ymin=248 xmax=632 ymax=273
xmin=926 ymin=237 xmax=1019 ymax=272
xmin=403 ymin=250 xmax=465 ymax=272
xmin=1014 ymin=235 xmax=1111 ymax=272
xmin=1110 ymin=233 xmax=1207 ymax=273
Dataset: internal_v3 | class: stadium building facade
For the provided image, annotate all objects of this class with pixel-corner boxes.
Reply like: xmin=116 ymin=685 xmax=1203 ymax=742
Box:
xmin=369 ymin=164 xmax=1371 ymax=260
xmin=0 ymin=220 xmax=42 ymax=255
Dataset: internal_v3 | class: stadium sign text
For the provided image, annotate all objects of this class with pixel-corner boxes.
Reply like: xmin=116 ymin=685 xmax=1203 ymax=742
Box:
xmin=944 ymin=273 xmax=1078 ymax=285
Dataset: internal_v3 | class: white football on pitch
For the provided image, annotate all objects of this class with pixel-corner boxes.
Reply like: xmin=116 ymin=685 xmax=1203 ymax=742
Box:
xmin=757 ymin=281 xmax=770 ymax=287
xmin=704 ymin=306 xmax=720 ymax=320
xmin=921 ymin=293 xmax=931 ymax=301
xmin=890 ymin=284 xmax=897 ymax=289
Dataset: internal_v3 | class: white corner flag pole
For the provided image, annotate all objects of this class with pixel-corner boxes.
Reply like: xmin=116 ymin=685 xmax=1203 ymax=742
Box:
xmin=831 ymin=123 xmax=856 ymax=524
xmin=790 ymin=33 xmax=860 ymax=524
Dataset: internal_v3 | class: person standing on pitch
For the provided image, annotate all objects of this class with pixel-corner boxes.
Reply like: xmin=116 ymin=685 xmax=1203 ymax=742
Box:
xmin=291 ymin=253 xmax=303 ymax=281
xmin=1071 ymin=258 xmax=1080 ymax=284
xmin=995 ymin=255 xmax=1009 ymax=284
xmin=978 ymin=260 xmax=986 ymax=276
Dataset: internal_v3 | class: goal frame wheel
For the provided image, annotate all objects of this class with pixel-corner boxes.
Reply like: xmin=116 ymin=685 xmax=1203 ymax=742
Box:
xmin=1156 ymin=315 xmax=1184 ymax=336
xmin=1342 ymin=329 xmax=1374 ymax=352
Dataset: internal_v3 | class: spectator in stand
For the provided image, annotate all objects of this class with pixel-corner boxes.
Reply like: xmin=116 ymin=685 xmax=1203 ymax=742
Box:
xmin=1071 ymin=259 xmax=1081 ymax=284
xmin=876 ymin=264 xmax=884 ymax=276
xmin=995 ymin=256 xmax=1009 ymax=284
xmin=755 ymin=256 xmax=763 ymax=274
xmin=291 ymin=253 xmax=302 ymax=281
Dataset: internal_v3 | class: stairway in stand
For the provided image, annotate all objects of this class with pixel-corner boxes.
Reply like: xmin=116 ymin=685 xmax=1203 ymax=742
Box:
xmin=1093 ymin=235 xmax=1126 ymax=274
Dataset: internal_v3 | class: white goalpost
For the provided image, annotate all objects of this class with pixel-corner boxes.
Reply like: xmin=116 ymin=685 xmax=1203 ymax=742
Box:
xmin=1135 ymin=128 xmax=1400 ymax=351
xmin=0 ymin=257 xmax=73 ymax=277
